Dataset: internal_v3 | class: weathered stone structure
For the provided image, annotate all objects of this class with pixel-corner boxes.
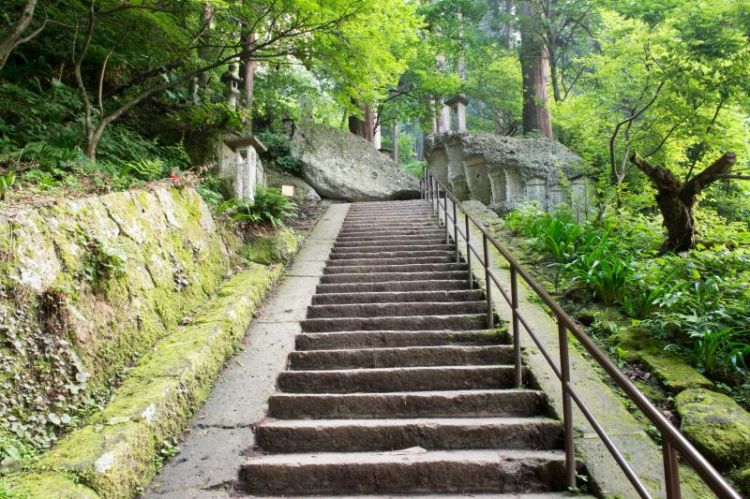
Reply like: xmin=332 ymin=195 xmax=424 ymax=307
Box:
xmin=218 ymin=135 xmax=267 ymax=202
xmin=425 ymin=131 xmax=590 ymax=217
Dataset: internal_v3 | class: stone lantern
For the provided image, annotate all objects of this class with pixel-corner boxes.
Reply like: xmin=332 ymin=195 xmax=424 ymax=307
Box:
xmin=221 ymin=63 xmax=241 ymax=109
xmin=220 ymin=135 xmax=267 ymax=202
xmin=446 ymin=95 xmax=469 ymax=132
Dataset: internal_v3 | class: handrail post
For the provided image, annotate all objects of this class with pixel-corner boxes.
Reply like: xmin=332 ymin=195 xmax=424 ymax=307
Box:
xmin=444 ymin=193 xmax=449 ymax=244
xmin=663 ymin=440 xmax=682 ymax=499
xmin=452 ymin=199 xmax=459 ymax=262
xmin=510 ymin=268 xmax=522 ymax=387
xmin=465 ymin=212 xmax=473 ymax=288
xmin=483 ymin=234 xmax=493 ymax=329
xmin=558 ymin=320 xmax=576 ymax=490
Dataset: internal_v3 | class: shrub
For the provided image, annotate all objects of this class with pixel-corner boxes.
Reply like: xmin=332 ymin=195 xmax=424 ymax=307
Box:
xmin=219 ymin=187 xmax=297 ymax=228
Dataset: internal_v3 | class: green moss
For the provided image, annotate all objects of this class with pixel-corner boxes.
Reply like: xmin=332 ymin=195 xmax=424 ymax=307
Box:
xmin=731 ymin=465 xmax=750 ymax=497
xmin=1 ymin=472 xmax=99 ymax=499
xmin=675 ymin=388 xmax=750 ymax=469
xmin=242 ymin=227 xmax=301 ymax=265
xmin=36 ymin=422 xmax=157 ymax=499
xmin=613 ymin=327 xmax=713 ymax=391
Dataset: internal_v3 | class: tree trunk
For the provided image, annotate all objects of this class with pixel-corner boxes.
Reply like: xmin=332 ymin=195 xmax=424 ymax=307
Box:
xmin=519 ymin=1 xmax=553 ymax=139
xmin=0 ymin=0 xmax=40 ymax=72
xmin=242 ymin=31 xmax=257 ymax=113
xmin=348 ymin=102 xmax=377 ymax=146
xmin=391 ymin=119 xmax=399 ymax=163
xmin=630 ymin=152 xmax=736 ymax=251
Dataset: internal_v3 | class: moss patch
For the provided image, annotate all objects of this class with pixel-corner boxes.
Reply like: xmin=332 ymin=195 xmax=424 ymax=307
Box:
xmin=10 ymin=264 xmax=285 ymax=498
xmin=613 ymin=327 xmax=713 ymax=391
xmin=242 ymin=227 xmax=301 ymax=265
xmin=1 ymin=471 xmax=99 ymax=498
xmin=675 ymin=388 xmax=750 ymax=470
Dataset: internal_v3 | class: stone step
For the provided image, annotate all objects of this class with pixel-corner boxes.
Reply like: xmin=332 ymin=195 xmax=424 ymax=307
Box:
xmin=332 ymin=244 xmax=456 ymax=254
xmin=341 ymin=222 xmax=440 ymax=231
xmin=338 ymin=228 xmax=445 ymax=237
xmin=288 ymin=345 xmax=513 ymax=369
xmin=268 ymin=389 xmax=548 ymax=419
xmin=249 ymin=494 xmax=593 ymax=498
xmin=326 ymin=255 xmax=457 ymax=266
xmin=334 ymin=238 xmax=448 ymax=248
xmin=316 ymin=279 xmax=470 ymax=294
xmin=255 ymin=417 xmax=563 ymax=453
xmin=336 ymin=230 xmax=446 ymax=239
xmin=319 ymin=271 xmax=468 ymax=284
xmin=239 ymin=449 xmax=569 ymax=495
xmin=311 ymin=289 xmax=484 ymax=305
xmin=295 ymin=329 xmax=508 ymax=350
xmin=277 ymin=365 xmax=523 ymax=393
xmin=345 ymin=215 xmax=435 ymax=222
xmin=306 ymin=301 xmax=487 ymax=319
xmin=300 ymin=313 xmax=488 ymax=332
xmin=324 ymin=263 xmax=466 ymax=275
xmin=329 ymin=250 xmax=455 ymax=260
xmin=335 ymin=236 xmax=448 ymax=245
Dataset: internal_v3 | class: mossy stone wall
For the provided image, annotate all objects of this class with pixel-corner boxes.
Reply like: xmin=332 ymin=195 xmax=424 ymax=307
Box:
xmin=0 ymin=186 xmax=242 ymax=453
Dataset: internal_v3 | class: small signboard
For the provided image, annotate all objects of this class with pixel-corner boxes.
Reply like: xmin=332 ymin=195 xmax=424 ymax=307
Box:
xmin=281 ymin=185 xmax=295 ymax=197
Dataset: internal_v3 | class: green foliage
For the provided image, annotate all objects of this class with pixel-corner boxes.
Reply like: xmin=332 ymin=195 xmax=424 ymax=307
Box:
xmin=121 ymin=158 xmax=167 ymax=181
xmin=0 ymin=171 xmax=15 ymax=201
xmin=256 ymin=131 xmax=303 ymax=175
xmin=83 ymin=239 xmax=128 ymax=286
xmin=506 ymin=204 xmax=750 ymax=389
xmin=219 ymin=188 xmax=297 ymax=228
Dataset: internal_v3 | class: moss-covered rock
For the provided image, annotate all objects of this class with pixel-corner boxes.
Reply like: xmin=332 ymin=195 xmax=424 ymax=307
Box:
xmin=0 ymin=186 xmax=248 ymax=457
xmin=613 ymin=327 xmax=713 ymax=391
xmin=16 ymin=264 xmax=284 ymax=498
xmin=675 ymin=388 xmax=750 ymax=470
xmin=242 ymin=227 xmax=301 ymax=265
xmin=1 ymin=471 xmax=99 ymax=498
xmin=732 ymin=464 xmax=750 ymax=497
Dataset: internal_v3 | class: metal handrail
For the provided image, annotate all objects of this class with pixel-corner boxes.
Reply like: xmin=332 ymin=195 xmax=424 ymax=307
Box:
xmin=420 ymin=170 xmax=740 ymax=499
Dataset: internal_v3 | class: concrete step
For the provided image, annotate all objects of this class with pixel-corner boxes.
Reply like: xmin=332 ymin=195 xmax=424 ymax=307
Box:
xmin=329 ymin=250 xmax=456 ymax=260
xmin=239 ymin=449 xmax=569 ymax=495
xmin=306 ymin=301 xmax=487 ymax=319
xmin=316 ymin=280 xmax=471 ymax=294
xmin=255 ymin=417 xmax=563 ymax=453
xmin=277 ymin=365 xmax=523 ymax=393
xmin=319 ymin=271 xmax=468 ymax=284
xmin=288 ymin=345 xmax=513 ymax=369
xmin=295 ymin=329 xmax=508 ymax=350
xmin=326 ymin=255 xmax=457 ymax=266
xmin=311 ymin=289 xmax=484 ymax=305
xmin=268 ymin=389 xmax=548 ymax=419
xmin=300 ymin=313 xmax=488 ymax=332
xmin=332 ymin=244 xmax=455 ymax=254
xmin=324 ymin=263 xmax=467 ymax=275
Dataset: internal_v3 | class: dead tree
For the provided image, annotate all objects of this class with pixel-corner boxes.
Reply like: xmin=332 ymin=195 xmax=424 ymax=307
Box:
xmin=630 ymin=152 xmax=736 ymax=251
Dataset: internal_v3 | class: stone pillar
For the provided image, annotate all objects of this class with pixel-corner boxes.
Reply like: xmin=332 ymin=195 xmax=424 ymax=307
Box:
xmin=221 ymin=63 xmax=241 ymax=109
xmin=446 ymin=95 xmax=469 ymax=132
xmin=221 ymin=136 xmax=268 ymax=202
xmin=437 ymin=99 xmax=451 ymax=133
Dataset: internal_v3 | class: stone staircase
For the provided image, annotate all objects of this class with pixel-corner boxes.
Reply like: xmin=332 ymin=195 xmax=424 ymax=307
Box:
xmin=239 ymin=200 xmax=578 ymax=496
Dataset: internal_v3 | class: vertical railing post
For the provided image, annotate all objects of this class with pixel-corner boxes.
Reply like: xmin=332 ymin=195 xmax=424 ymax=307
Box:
xmin=510 ymin=268 xmax=522 ymax=387
xmin=558 ymin=320 xmax=576 ymax=490
xmin=663 ymin=440 xmax=682 ymax=499
xmin=482 ymin=234 xmax=494 ymax=329
xmin=465 ymin=212 xmax=473 ymax=289
xmin=452 ymin=199 xmax=459 ymax=262
xmin=444 ymin=193 xmax=449 ymax=244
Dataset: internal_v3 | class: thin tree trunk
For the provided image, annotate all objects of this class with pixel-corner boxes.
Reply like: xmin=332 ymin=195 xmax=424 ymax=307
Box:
xmin=519 ymin=1 xmax=553 ymax=139
xmin=0 ymin=0 xmax=43 ymax=72
xmin=630 ymin=152 xmax=736 ymax=251
xmin=242 ymin=31 xmax=257 ymax=113
xmin=391 ymin=119 xmax=399 ymax=163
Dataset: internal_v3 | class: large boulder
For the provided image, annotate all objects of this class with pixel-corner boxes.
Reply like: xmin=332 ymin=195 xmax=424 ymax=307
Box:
xmin=265 ymin=169 xmax=321 ymax=204
xmin=424 ymin=131 xmax=589 ymax=214
xmin=290 ymin=122 xmax=420 ymax=201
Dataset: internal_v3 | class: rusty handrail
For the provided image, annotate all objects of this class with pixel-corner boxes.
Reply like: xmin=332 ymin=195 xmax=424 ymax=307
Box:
xmin=420 ymin=170 xmax=740 ymax=499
